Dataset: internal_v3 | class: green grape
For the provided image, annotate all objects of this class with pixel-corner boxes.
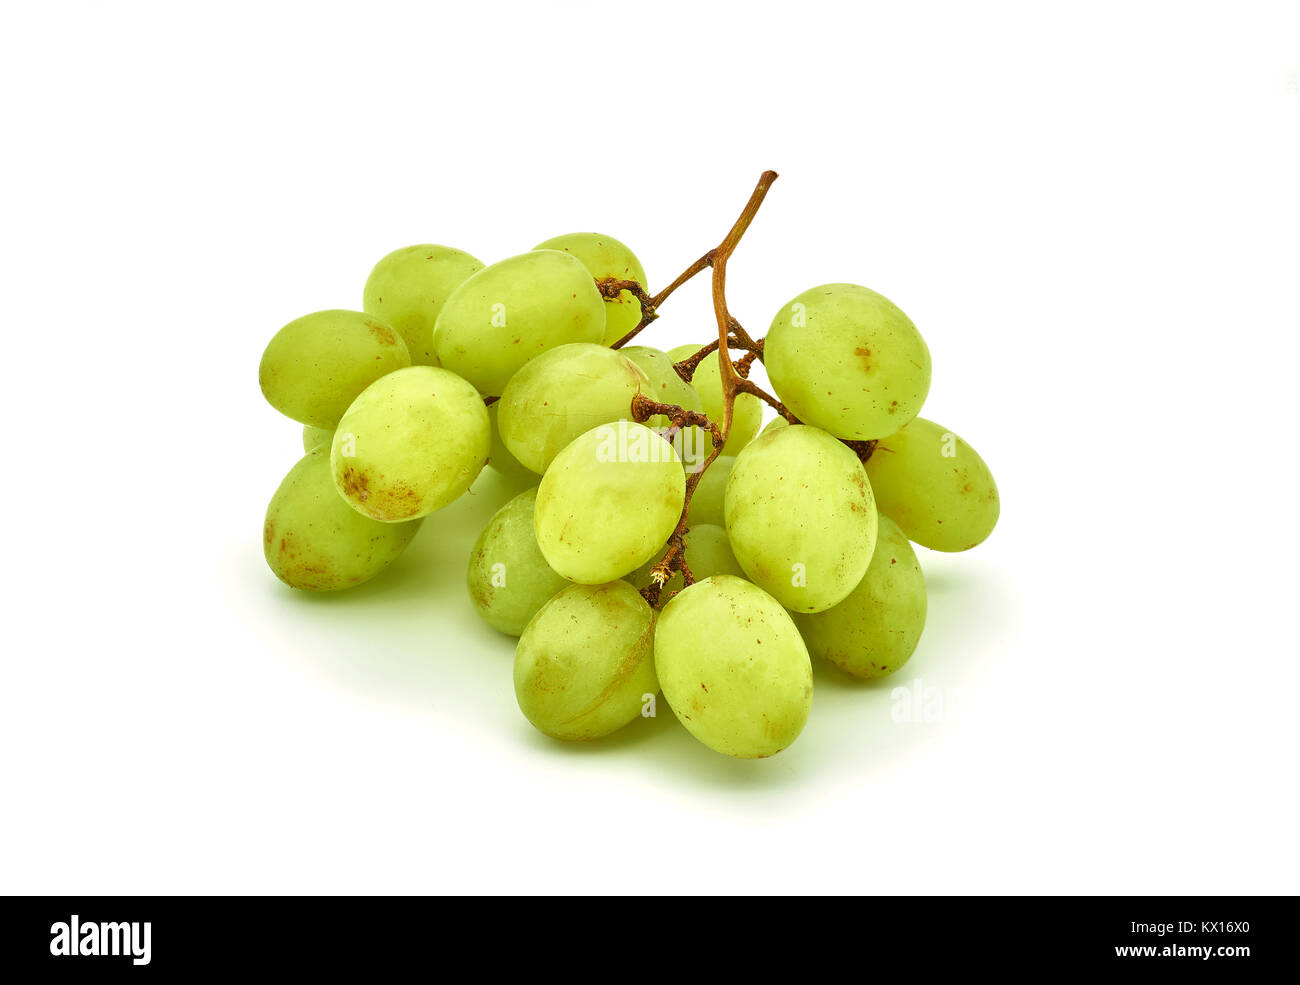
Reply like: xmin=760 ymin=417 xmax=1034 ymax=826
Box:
xmin=485 ymin=402 xmax=536 ymax=485
xmin=514 ymin=580 xmax=658 ymax=740
xmin=467 ymin=487 xmax=568 ymax=636
xmin=682 ymin=523 xmax=745 ymax=581
xmin=264 ymin=446 xmax=420 ymax=591
xmin=331 ymin=366 xmax=489 ymax=521
xmin=496 ymin=343 xmax=648 ymax=474
xmin=655 ymin=575 xmax=812 ymax=759
xmin=725 ymin=424 xmax=877 ymax=613
xmin=302 ymin=424 xmax=334 ymax=452
xmin=432 ymin=250 xmax=605 ymax=395
xmin=533 ymin=232 xmax=647 ymax=346
xmin=864 ymin=417 xmax=999 ymax=551
xmin=534 ymin=421 xmax=685 ymax=583
xmin=686 ymin=455 xmax=734 ymax=526
xmin=259 ymin=309 xmax=411 ymax=428
xmin=362 ymin=244 xmax=484 ymax=365
xmin=760 ymin=415 xmax=789 ymax=436
xmin=765 ymin=284 xmax=931 ymax=440
xmin=794 ymin=514 xmax=926 ymax=678
xmin=667 ymin=345 xmax=761 ymax=458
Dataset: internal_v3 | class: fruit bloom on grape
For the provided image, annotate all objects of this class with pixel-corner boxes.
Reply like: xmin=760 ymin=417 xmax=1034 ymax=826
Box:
xmin=532 ymin=232 xmax=647 ymax=346
xmin=865 ymin=417 xmax=999 ymax=551
xmin=265 ymin=446 xmax=420 ymax=591
xmin=534 ymin=421 xmax=685 ymax=583
xmin=259 ymin=309 xmax=411 ymax=429
xmin=497 ymin=343 xmax=650 ymax=474
xmin=795 ymin=514 xmax=926 ymax=678
xmin=363 ymin=244 xmax=484 ymax=365
xmin=331 ymin=366 xmax=489 ymax=522
xmin=467 ymin=487 xmax=568 ymax=636
xmin=765 ymin=284 xmax=931 ymax=440
xmin=725 ymin=424 xmax=877 ymax=613
xmin=432 ymin=250 xmax=605 ymax=395
xmin=655 ymin=576 xmax=813 ymax=758
xmin=514 ymin=581 xmax=658 ymax=740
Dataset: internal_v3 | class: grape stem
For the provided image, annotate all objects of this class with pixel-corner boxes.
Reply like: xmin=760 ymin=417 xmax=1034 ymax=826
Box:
xmin=605 ymin=257 xmax=712 ymax=348
xmin=605 ymin=171 xmax=779 ymax=351
xmin=597 ymin=171 xmax=878 ymax=606
xmin=627 ymin=392 xmax=726 ymax=606
xmin=622 ymin=171 xmax=786 ymax=606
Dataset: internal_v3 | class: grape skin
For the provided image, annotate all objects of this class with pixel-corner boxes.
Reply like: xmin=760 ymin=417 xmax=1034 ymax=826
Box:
xmin=724 ymin=424 xmax=877 ymax=613
xmin=655 ymin=575 xmax=813 ymax=759
xmin=497 ymin=343 xmax=649 ymax=474
xmin=362 ymin=244 xmax=484 ymax=365
xmin=765 ymin=284 xmax=931 ymax=440
xmin=532 ymin=232 xmax=647 ymax=346
xmin=534 ymin=421 xmax=685 ymax=584
xmin=331 ymin=366 xmax=489 ymax=522
xmin=514 ymin=581 xmax=658 ymax=740
xmin=865 ymin=417 xmax=999 ymax=551
xmin=264 ymin=446 xmax=420 ymax=591
xmin=685 ymin=455 xmax=734 ymax=526
xmin=794 ymin=514 xmax=926 ymax=678
xmin=432 ymin=250 xmax=605 ymax=395
xmin=467 ymin=487 xmax=568 ymax=636
xmin=485 ymin=402 xmax=537 ymax=485
xmin=259 ymin=309 xmax=411 ymax=429
xmin=666 ymin=345 xmax=761 ymax=458
xmin=681 ymin=523 xmax=745 ymax=581
xmin=302 ymin=424 xmax=334 ymax=453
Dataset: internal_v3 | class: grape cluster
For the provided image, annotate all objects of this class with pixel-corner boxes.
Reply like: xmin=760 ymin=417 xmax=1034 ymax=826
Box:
xmin=259 ymin=174 xmax=999 ymax=761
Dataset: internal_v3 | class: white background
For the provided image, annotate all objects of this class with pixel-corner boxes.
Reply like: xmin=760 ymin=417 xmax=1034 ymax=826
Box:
xmin=2 ymin=1 xmax=1297 ymax=894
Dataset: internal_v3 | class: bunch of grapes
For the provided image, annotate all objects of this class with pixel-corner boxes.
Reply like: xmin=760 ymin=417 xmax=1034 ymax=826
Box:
xmin=259 ymin=172 xmax=999 ymax=761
